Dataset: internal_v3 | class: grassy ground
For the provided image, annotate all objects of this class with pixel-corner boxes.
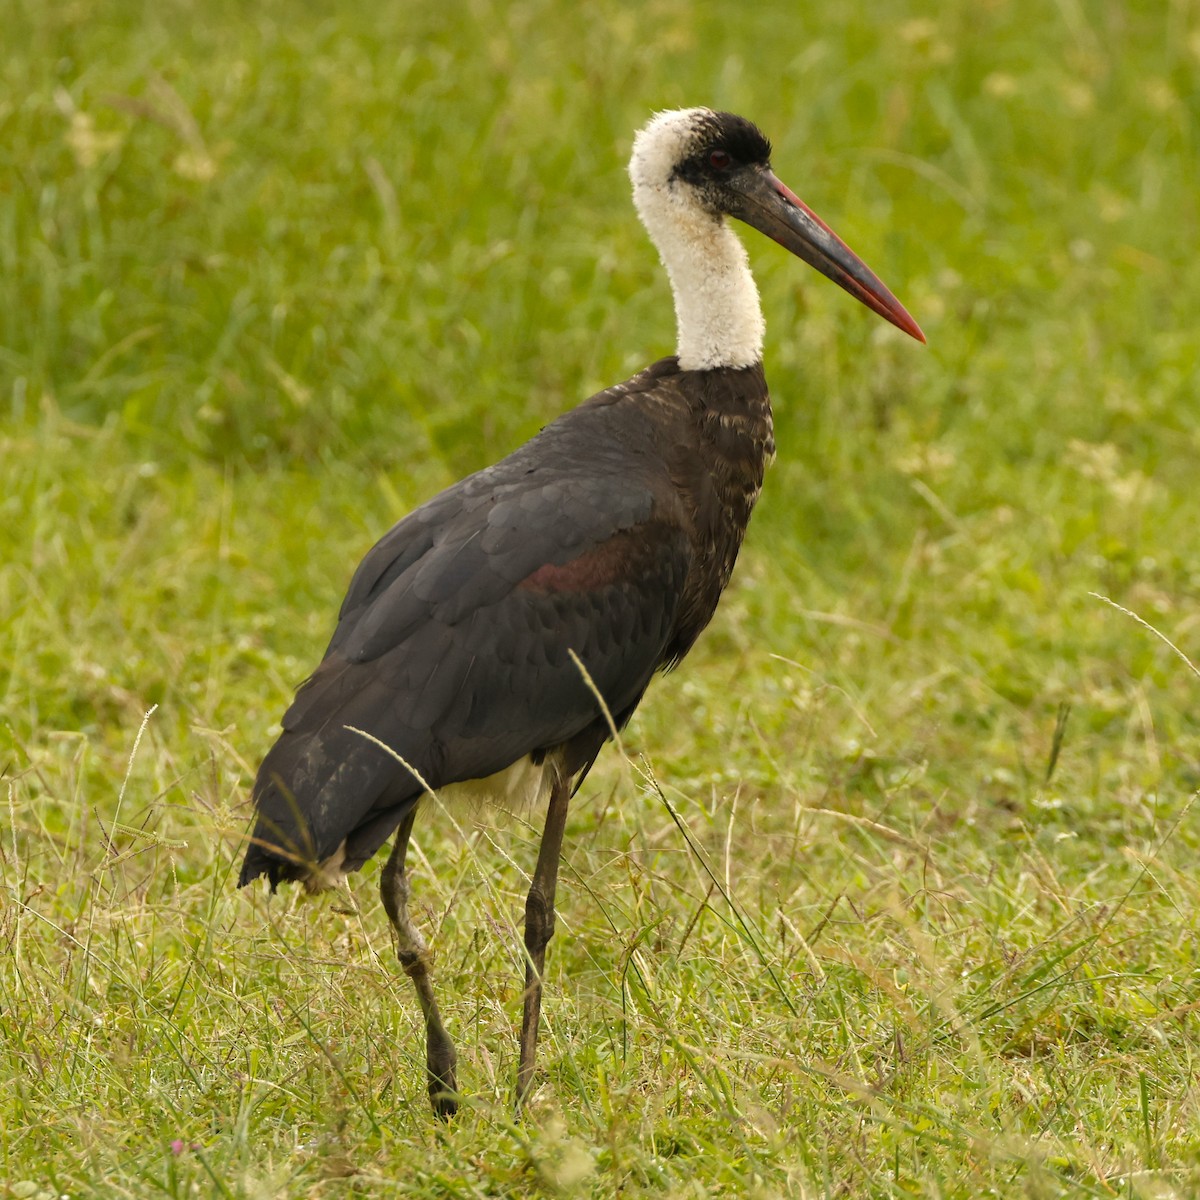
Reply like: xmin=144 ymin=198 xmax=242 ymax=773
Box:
xmin=3 ymin=0 xmax=1200 ymax=1194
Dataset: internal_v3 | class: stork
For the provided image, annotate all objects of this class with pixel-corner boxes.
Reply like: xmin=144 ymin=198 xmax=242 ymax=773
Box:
xmin=239 ymin=108 xmax=924 ymax=1117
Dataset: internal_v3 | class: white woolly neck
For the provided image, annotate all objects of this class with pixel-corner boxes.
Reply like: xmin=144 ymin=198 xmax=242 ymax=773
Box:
xmin=629 ymin=108 xmax=765 ymax=372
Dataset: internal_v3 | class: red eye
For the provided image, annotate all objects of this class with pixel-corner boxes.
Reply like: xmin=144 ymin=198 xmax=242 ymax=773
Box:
xmin=709 ymin=149 xmax=731 ymax=170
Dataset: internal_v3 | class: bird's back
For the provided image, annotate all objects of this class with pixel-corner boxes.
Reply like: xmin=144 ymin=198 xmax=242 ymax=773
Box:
xmin=239 ymin=357 xmax=772 ymax=889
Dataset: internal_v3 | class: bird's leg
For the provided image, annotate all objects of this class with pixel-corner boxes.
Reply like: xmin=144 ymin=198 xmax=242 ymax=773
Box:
xmin=516 ymin=773 xmax=571 ymax=1111
xmin=379 ymin=808 xmax=458 ymax=1119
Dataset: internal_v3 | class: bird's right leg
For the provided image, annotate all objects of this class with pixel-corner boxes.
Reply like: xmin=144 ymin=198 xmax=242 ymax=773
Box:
xmin=516 ymin=773 xmax=571 ymax=1111
xmin=380 ymin=808 xmax=458 ymax=1118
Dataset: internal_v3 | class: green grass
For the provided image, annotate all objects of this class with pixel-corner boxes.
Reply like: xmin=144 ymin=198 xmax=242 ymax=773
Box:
xmin=3 ymin=0 xmax=1200 ymax=1194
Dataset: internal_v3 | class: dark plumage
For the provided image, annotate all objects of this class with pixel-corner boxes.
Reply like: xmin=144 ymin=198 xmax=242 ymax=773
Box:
xmin=239 ymin=108 xmax=922 ymax=1117
xmin=240 ymin=358 xmax=771 ymax=887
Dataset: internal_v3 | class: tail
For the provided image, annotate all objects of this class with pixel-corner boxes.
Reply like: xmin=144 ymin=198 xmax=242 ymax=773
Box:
xmin=238 ymin=723 xmax=423 ymax=891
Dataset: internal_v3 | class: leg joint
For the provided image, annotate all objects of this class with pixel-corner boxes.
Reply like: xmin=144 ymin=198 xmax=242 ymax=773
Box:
xmin=399 ymin=947 xmax=431 ymax=977
xmin=524 ymin=884 xmax=556 ymax=952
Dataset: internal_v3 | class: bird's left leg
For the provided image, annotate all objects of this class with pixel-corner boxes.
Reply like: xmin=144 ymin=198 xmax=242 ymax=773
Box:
xmin=380 ymin=808 xmax=459 ymax=1119
xmin=516 ymin=772 xmax=571 ymax=1110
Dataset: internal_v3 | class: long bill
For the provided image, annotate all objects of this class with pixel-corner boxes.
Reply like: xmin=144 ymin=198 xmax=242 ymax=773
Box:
xmin=730 ymin=166 xmax=926 ymax=344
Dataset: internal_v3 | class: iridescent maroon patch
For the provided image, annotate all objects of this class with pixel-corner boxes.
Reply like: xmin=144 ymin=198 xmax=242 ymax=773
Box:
xmin=519 ymin=534 xmax=636 ymax=594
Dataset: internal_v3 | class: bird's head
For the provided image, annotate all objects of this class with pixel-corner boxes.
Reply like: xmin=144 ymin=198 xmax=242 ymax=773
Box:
xmin=630 ymin=108 xmax=924 ymax=344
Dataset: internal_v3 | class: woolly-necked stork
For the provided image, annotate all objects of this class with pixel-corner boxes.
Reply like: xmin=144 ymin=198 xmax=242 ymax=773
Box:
xmin=240 ymin=108 xmax=924 ymax=1117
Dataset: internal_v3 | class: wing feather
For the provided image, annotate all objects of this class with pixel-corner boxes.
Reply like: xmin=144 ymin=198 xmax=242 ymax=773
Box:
xmin=242 ymin=416 xmax=691 ymax=884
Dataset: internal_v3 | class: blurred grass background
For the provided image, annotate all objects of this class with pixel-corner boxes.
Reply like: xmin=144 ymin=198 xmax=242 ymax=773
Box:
xmin=2 ymin=0 xmax=1199 ymax=1195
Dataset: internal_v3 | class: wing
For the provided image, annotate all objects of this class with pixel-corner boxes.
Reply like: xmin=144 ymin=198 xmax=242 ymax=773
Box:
xmin=241 ymin=403 xmax=691 ymax=885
